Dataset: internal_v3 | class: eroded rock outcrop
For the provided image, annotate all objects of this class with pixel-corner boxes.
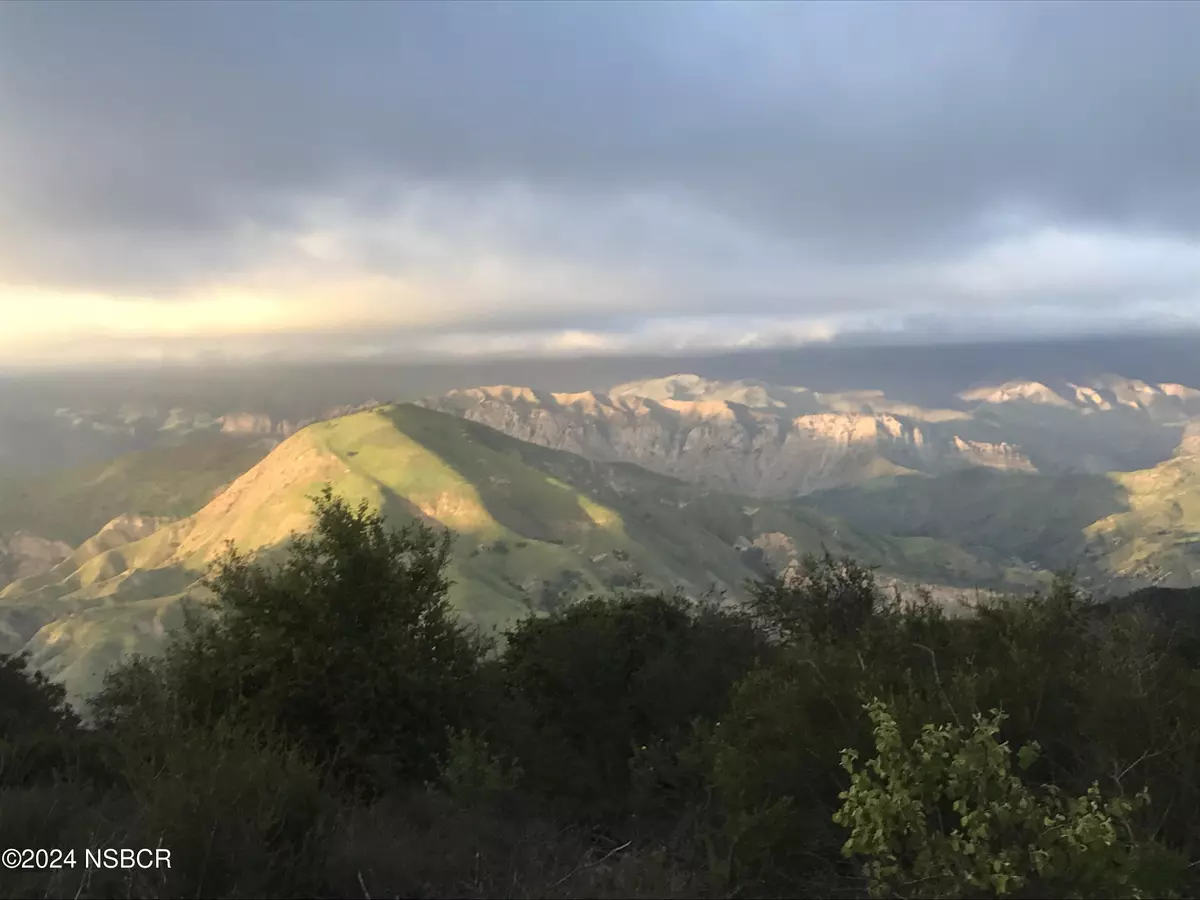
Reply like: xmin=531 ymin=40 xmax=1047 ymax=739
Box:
xmin=421 ymin=379 xmax=1046 ymax=497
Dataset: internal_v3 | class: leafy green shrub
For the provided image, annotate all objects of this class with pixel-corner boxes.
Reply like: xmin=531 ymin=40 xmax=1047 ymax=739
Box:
xmin=834 ymin=699 xmax=1184 ymax=899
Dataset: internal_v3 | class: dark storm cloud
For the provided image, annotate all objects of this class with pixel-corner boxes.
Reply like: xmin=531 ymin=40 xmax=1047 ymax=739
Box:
xmin=0 ymin=0 xmax=1198 ymax=330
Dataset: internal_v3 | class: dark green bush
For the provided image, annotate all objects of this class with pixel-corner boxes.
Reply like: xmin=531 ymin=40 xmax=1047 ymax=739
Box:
xmin=498 ymin=591 xmax=767 ymax=819
xmin=0 ymin=651 xmax=80 ymax=739
xmin=93 ymin=486 xmax=483 ymax=791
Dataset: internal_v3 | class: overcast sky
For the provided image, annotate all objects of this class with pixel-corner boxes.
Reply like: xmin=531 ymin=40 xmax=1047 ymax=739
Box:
xmin=2 ymin=1 xmax=1199 ymax=366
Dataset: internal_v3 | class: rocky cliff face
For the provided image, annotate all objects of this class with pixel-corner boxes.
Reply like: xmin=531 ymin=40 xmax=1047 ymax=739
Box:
xmin=421 ymin=374 xmax=1200 ymax=499
xmin=218 ymin=413 xmax=301 ymax=437
xmin=421 ymin=380 xmax=1041 ymax=497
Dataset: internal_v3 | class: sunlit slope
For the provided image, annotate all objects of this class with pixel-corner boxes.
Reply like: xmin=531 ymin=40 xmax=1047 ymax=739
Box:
xmin=0 ymin=404 xmax=1032 ymax=702
xmin=808 ymin=438 xmax=1200 ymax=593
xmin=1085 ymin=448 xmax=1200 ymax=586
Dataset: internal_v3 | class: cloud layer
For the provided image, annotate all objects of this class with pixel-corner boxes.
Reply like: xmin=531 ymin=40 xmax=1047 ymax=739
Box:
xmin=1 ymin=1 xmax=1198 ymax=364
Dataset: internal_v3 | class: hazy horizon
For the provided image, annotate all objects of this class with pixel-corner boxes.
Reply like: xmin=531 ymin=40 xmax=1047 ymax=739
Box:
xmin=6 ymin=334 xmax=1200 ymax=422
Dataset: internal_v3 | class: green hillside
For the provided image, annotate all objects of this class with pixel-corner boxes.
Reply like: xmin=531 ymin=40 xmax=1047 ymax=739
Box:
xmin=1084 ymin=451 xmax=1200 ymax=586
xmin=807 ymin=448 xmax=1200 ymax=592
xmin=0 ymin=404 xmax=1031 ymax=702
xmin=0 ymin=434 xmax=275 ymax=545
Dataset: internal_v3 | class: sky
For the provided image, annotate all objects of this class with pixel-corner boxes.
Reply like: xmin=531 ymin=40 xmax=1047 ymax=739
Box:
xmin=2 ymin=0 xmax=1199 ymax=367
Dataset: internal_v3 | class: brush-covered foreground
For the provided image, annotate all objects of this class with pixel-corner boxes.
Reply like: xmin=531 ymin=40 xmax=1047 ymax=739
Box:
xmin=4 ymin=489 xmax=1200 ymax=899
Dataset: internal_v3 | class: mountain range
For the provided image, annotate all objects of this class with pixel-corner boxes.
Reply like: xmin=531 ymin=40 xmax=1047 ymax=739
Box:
xmin=1 ymin=372 xmax=1198 ymax=702
xmin=423 ymin=373 xmax=1200 ymax=495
